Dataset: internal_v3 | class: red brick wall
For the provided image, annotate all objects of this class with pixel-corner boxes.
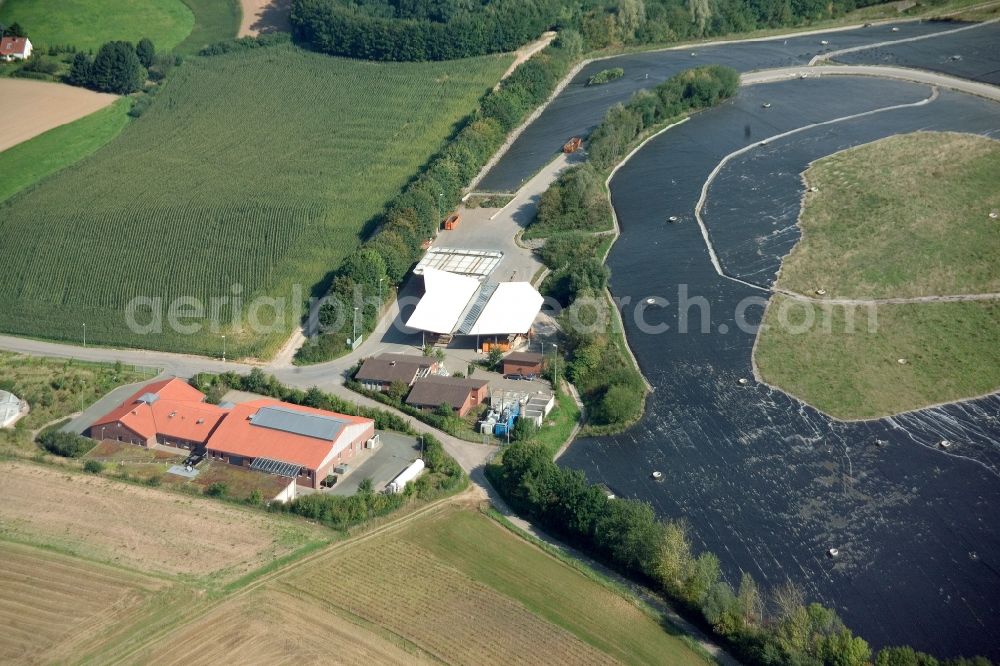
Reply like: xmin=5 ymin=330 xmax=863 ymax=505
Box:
xmin=503 ymin=360 xmax=542 ymax=375
xmin=89 ymin=422 xmax=151 ymax=447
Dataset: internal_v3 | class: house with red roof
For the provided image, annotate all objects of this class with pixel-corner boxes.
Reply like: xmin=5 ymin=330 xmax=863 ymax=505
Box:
xmin=0 ymin=37 xmax=32 ymax=61
xmin=88 ymin=378 xmax=376 ymax=489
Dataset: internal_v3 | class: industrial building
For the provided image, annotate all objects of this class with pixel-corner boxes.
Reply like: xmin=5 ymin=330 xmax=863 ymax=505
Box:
xmin=405 ymin=268 xmax=543 ymax=351
xmin=405 ymin=375 xmax=489 ymax=417
xmin=502 ymin=351 xmax=544 ymax=377
xmin=88 ymin=378 xmax=375 ymax=489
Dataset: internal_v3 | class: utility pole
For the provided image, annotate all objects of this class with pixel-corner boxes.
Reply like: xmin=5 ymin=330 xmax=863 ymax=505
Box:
xmin=221 ymin=334 xmax=226 ymax=362
xmin=419 ymin=434 xmax=424 ymax=460
xmin=82 ymin=323 xmax=86 ymax=348
xmin=378 ymin=277 xmax=384 ymax=309
xmin=551 ymin=342 xmax=558 ymax=391
xmin=352 ymin=306 xmax=359 ymax=347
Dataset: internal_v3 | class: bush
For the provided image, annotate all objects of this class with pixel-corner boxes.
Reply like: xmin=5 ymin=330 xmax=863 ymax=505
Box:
xmin=38 ymin=431 xmax=93 ymax=458
xmin=587 ymin=67 xmax=624 ymax=86
xmin=83 ymin=460 xmax=104 ymax=474
xmin=205 ymin=482 xmax=228 ymax=497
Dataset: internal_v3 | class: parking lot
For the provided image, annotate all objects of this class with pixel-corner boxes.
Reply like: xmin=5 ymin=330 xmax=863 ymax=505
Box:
xmin=327 ymin=430 xmax=422 ymax=495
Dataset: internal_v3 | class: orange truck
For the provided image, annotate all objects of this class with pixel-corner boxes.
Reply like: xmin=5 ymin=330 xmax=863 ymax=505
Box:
xmin=563 ymin=137 xmax=583 ymax=153
xmin=443 ymin=213 xmax=461 ymax=230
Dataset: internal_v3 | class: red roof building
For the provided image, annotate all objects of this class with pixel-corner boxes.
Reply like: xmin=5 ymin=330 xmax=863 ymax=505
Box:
xmin=0 ymin=37 xmax=32 ymax=61
xmin=206 ymin=400 xmax=375 ymax=488
xmin=88 ymin=378 xmax=376 ymax=488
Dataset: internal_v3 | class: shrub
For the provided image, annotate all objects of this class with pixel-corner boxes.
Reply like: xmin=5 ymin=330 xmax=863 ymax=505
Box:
xmin=587 ymin=67 xmax=624 ymax=86
xmin=38 ymin=431 xmax=93 ymax=458
xmin=83 ymin=460 xmax=104 ymax=474
xmin=205 ymin=482 xmax=228 ymax=497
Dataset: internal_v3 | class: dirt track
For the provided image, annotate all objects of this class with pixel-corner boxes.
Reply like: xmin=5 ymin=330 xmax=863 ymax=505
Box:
xmin=238 ymin=0 xmax=291 ymax=37
xmin=0 ymin=79 xmax=118 ymax=152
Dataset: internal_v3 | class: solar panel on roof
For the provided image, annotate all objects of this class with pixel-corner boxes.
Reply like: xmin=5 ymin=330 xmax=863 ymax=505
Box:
xmin=249 ymin=405 xmax=346 ymax=441
xmin=249 ymin=457 xmax=302 ymax=478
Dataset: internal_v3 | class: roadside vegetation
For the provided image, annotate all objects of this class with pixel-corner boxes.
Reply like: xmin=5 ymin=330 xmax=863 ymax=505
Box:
xmin=532 ymin=65 xmax=739 ymax=432
xmin=0 ymin=43 xmax=511 ymax=357
xmin=756 ymin=132 xmax=1000 ymax=419
xmin=488 ymin=442 xmax=994 ymax=666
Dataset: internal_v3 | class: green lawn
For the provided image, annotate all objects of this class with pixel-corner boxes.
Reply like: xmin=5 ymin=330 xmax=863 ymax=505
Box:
xmin=403 ymin=506 xmax=707 ymax=665
xmin=755 ymin=132 xmax=1000 ymax=419
xmin=174 ymin=0 xmax=241 ymax=54
xmin=0 ymin=98 xmax=130 ymax=205
xmin=0 ymin=0 xmax=195 ymax=51
xmin=776 ymin=132 xmax=1000 ymax=299
xmin=755 ymin=298 xmax=1000 ymax=419
xmin=0 ymin=43 xmax=510 ymax=358
xmin=532 ymin=390 xmax=581 ymax=457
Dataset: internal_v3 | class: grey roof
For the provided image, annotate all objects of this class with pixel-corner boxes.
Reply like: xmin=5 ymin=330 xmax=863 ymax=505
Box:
xmin=250 ymin=457 xmax=302 ymax=478
xmin=250 ymin=405 xmax=345 ymax=441
xmin=355 ymin=353 xmax=434 ymax=384
xmin=504 ymin=351 xmax=544 ymax=365
xmin=406 ymin=376 xmax=489 ymax=410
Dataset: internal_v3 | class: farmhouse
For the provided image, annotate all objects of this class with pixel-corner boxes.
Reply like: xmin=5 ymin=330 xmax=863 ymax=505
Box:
xmin=0 ymin=37 xmax=32 ymax=61
xmin=88 ymin=378 xmax=376 ymax=488
xmin=355 ymin=353 xmax=439 ymax=392
xmin=206 ymin=400 xmax=375 ymax=489
xmin=406 ymin=376 xmax=489 ymax=417
xmin=502 ymin=351 xmax=544 ymax=376
xmin=405 ymin=268 xmax=543 ymax=351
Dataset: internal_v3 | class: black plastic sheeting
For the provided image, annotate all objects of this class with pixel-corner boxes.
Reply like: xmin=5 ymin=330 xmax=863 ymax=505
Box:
xmin=837 ymin=21 xmax=1000 ymax=85
xmin=557 ymin=79 xmax=1000 ymax=658
xmin=477 ymin=19 xmax=974 ymax=192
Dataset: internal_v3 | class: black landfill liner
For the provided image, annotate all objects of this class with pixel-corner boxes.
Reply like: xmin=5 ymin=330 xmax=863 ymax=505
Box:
xmin=478 ymin=19 xmax=977 ymax=192
xmin=556 ymin=79 xmax=1000 ymax=659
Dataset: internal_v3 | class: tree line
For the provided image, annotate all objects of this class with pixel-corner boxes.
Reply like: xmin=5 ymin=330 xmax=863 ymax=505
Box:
xmin=66 ymin=38 xmax=156 ymax=94
xmin=488 ymin=442 xmax=993 ymax=666
xmin=291 ymin=0 xmax=889 ymax=62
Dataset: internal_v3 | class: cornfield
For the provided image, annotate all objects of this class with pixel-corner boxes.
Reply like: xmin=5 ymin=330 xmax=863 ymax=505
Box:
xmin=0 ymin=44 xmax=510 ymax=358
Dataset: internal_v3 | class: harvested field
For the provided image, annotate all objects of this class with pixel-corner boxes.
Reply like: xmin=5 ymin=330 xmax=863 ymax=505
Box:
xmin=0 ymin=541 xmax=161 ymax=664
xmin=0 ymin=80 xmax=118 ymax=153
xmin=238 ymin=0 xmax=290 ymax=37
xmin=133 ymin=588 xmax=428 ymax=665
xmin=281 ymin=505 xmax=704 ymax=665
xmin=0 ymin=462 xmax=327 ymax=580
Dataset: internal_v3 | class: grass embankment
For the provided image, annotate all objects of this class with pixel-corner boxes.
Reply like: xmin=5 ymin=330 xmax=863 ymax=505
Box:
xmin=756 ymin=132 xmax=1000 ymax=419
xmin=0 ymin=0 xmax=195 ymax=51
xmin=777 ymin=133 xmax=1000 ymax=299
xmin=0 ymin=98 xmax=130 ymax=205
xmin=0 ymin=43 xmax=510 ymax=357
xmin=175 ymin=0 xmax=241 ymax=54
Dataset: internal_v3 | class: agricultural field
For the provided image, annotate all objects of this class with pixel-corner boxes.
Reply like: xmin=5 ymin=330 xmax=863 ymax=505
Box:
xmin=0 ymin=97 xmax=130 ymax=205
xmin=756 ymin=132 xmax=1000 ymax=419
xmin=0 ymin=0 xmax=195 ymax=51
xmin=175 ymin=0 xmax=241 ymax=54
xmin=0 ymin=461 xmax=329 ymax=580
xmin=775 ymin=132 xmax=1000 ymax=299
xmin=0 ymin=43 xmax=512 ymax=358
xmin=0 ymin=79 xmax=119 ymax=153
xmin=279 ymin=504 xmax=705 ymax=665
xmin=0 ymin=541 xmax=167 ymax=664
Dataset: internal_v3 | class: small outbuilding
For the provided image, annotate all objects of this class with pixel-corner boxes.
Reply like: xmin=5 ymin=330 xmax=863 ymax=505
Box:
xmin=502 ymin=351 xmax=544 ymax=377
xmin=0 ymin=390 xmax=26 ymax=428
xmin=406 ymin=376 xmax=489 ymax=417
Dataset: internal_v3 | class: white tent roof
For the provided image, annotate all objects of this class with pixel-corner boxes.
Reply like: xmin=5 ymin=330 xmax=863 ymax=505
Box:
xmin=466 ymin=282 xmax=543 ymax=336
xmin=405 ymin=268 xmax=480 ymax=334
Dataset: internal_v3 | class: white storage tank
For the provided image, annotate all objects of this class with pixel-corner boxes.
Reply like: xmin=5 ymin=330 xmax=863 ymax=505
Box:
xmin=387 ymin=458 xmax=425 ymax=494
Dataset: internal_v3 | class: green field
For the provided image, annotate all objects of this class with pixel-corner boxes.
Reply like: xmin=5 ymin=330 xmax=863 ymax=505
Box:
xmin=755 ymin=298 xmax=1000 ymax=419
xmin=756 ymin=132 xmax=1000 ymax=419
xmin=0 ymin=44 xmax=511 ymax=358
xmin=0 ymin=0 xmax=195 ymax=51
xmin=777 ymin=132 xmax=1000 ymax=299
xmin=174 ymin=0 xmax=241 ymax=54
xmin=0 ymin=98 xmax=130 ymax=205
